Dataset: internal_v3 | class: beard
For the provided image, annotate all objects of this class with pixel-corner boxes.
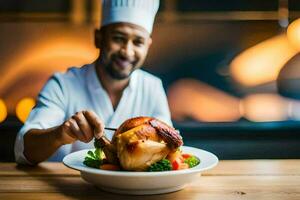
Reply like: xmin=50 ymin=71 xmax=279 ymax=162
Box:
xmin=104 ymin=55 xmax=138 ymax=80
xmin=104 ymin=62 xmax=133 ymax=80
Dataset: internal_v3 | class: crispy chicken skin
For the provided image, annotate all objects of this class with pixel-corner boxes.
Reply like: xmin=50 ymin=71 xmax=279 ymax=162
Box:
xmin=95 ymin=117 xmax=183 ymax=171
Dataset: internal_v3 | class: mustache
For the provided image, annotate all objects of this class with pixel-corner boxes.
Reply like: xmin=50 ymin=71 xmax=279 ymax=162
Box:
xmin=112 ymin=54 xmax=136 ymax=64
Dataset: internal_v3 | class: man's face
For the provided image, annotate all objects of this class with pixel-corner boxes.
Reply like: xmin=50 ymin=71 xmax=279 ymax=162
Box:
xmin=96 ymin=23 xmax=152 ymax=80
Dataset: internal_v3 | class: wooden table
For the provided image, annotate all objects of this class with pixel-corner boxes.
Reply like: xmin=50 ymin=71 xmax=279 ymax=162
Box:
xmin=0 ymin=160 xmax=300 ymax=200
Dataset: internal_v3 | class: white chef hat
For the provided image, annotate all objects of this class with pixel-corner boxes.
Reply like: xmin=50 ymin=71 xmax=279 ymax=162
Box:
xmin=101 ymin=0 xmax=160 ymax=34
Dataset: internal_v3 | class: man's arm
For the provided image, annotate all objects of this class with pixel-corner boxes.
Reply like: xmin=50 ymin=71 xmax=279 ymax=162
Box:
xmin=23 ymin=126 xmax=65 ymax=164
xmin=23 ymin=110 xmax=104 ymax=164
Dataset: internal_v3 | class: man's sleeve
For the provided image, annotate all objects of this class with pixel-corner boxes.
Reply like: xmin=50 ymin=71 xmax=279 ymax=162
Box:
xmin=151 ymin=80 xmax=173 ymax=126
xmin=14 ymin=74 xmax=67 ymax=164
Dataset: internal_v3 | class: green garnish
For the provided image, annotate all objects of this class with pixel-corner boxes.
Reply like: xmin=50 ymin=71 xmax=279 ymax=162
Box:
xmin=83 ymin=148 xmax=103 ymax=168
xmin=147 ymin=159 xmax=172 ymax=172
xmin=184 ymin=156 xmax=200 ymax=168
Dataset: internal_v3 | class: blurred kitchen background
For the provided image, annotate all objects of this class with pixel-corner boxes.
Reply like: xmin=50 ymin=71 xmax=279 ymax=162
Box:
xmin=1 ymin=0 xmax=300 ymax=161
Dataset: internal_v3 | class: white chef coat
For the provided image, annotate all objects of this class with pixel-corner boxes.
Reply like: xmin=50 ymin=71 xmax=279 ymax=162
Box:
xmin=14 ymin=63 xmax=172 ymax=164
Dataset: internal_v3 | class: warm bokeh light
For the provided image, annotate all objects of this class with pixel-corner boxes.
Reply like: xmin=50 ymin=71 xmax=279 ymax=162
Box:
xmin=240 ymin=94 xmax=289 ymax=122
xmin=0 ymin=30 xmax=98 ymax=114
xmin=287 ymin=18 xmax=300 ymax=50
xmin=230 ymin=34 xmax=298 ymax=87
xmin=0 ymin=99 xmax=8 ymax=123
xmin=16 ymin=97 xmax=36 ymax=123
xmin=0 ymin=37 xmax=98 ymax=93
xmin=168 ymin=79 xmax=241 ymax=122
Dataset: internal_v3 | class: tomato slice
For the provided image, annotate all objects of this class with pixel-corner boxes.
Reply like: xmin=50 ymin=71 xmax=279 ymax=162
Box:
xmin=172 ymin=159 xmax=180 ymax=170
xmin=182 ymin=154 xmax=191 ymax=159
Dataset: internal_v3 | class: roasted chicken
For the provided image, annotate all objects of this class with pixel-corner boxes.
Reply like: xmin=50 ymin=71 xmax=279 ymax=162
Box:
xmin=95 ymin=117 xmax=183 ymax=171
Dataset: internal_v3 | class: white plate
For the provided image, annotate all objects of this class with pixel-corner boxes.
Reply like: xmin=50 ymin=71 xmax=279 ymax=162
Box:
xmin=63 ymin=146 xmax=218 ymax=195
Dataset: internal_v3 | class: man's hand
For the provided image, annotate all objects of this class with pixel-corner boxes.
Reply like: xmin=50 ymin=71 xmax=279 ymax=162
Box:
xmin=23 ymin=110 xmax=105 ymax=164
xmin=59 ymin=110 xmax=105 ymax=145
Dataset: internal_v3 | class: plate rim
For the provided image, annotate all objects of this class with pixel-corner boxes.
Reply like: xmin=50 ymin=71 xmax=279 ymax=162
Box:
xmin=63 ymin=146 xmax=219 ymax=177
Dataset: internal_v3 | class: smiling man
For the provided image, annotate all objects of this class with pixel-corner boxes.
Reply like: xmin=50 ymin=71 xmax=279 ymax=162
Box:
xmin=97 ymin=23 xmax=152 ymax=80
xmin=14 ymin=0 xmax=172 ymax=164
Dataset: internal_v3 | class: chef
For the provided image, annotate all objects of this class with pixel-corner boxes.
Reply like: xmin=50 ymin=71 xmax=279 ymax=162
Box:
xmin=14 ymin=0 xmax=172 ymax=165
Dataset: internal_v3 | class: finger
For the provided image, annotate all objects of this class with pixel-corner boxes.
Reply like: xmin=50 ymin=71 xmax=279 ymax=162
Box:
xmin=68 ymin=118 xmax=86 ymax=142
xmin=63 ymin=121 xmax=74 ymax=137
xmin=72 ymin=112 xmax=93 ymax=142
xmin=61 ymin=121 xmax=77 ymax=142
xmin=83 ymin=110 xmax=104 ymax=139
